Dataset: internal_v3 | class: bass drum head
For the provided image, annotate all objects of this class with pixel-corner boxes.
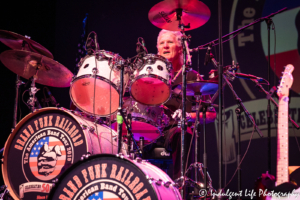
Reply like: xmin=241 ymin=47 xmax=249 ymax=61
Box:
xmin=2 ymin=107 xmax=117 ymax=200
xmin=49 ymin=154 xmax=181 ymax=200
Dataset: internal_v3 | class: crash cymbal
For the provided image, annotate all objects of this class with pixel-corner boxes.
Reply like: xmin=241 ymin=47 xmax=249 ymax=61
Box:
xmin=148 ymin=0 xmax=210 ymax=31
xmin=174 ymin=80 xmax=218 ymax=96
xmin=0 ymin=30 xmax=53 ymax=59
xmin=0 ymin=50 xmax=72 ymax=87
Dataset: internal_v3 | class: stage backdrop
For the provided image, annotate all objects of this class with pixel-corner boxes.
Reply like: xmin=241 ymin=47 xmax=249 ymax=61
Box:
xmin=0 ymin=0 xmax=299 ymax=199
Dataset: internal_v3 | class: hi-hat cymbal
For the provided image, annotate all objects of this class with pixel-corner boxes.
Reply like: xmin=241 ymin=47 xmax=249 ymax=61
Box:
xmin=148 ymin=0 xmax=210 ymax=31
xmin=0 ymin=50 xmax=72 ymax=87
xmin=0 ymin=30 xmax=53 ymax=59
xmin=174 ymin=80 xmax=218 ymax=96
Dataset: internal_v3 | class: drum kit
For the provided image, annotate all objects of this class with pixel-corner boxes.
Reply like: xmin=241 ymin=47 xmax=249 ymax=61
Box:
xmin=0 ymin=0 xmax=222 ymax=200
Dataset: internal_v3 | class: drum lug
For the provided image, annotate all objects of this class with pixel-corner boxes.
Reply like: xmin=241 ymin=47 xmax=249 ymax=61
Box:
xmin=164 ymin=181 xmax=172 ymax=188
xmin=80 ymin=123 xmax=87 ymax=130
xmin=146 ymin=66 xmax=153 ymax=74
xmin=147 ymin=177 xmax=154 ymax=184
xmin=81 ymin=152 xmax=91 ymax=160
xmin=146 ymin=57 xmax=155 ymax=65
xmin=92 ymin=67 xmax=99 ymax=75
xmin=116 ymin=153 xmax=125 ymax=159
xmin=89 ymin=126 xmax=95 ymax=133
xmin=135 ymin=157 xmax=142 ymax=163
xmin=156 ymin=179 xmax=163 ymax=186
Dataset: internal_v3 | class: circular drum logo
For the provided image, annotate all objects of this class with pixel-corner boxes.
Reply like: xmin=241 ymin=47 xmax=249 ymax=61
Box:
xmin=28 ymin=136 xmax=66 ymax=181
xmin=4 ymin=109 xmax=88 ymax=200
xmin=48 ymin=155 xmax=161 ymax=200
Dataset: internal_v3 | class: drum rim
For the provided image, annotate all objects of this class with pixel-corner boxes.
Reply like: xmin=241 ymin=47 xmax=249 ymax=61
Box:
xmin=1 ymin=107 xmax=91 ymax=200
xmin=47 ymin=153 xmax=159 ymax=200
xmin=77 ymin=50 xmax=125 ymax=69
xmin=129 ymin=74 xmax=172 ymax=106
xmin=69 ymin=74 xmax=120 ymax=117
xmin=136 ymin=54 xmax=173 ymax=73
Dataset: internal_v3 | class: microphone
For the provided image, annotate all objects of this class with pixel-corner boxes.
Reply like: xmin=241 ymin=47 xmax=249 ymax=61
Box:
xmin=86 ymin=37 xmax=95 ymax=55
xmin=94 ymin=32 xmax=99 ymax=52
xmin=204 ymin=44 xmax=212 ymax=66
xmin=235 ymin=73 xmax=264 ymax=81
xmin=45 ymin=87 xmax=59 ymax=106
xmin=140 ymin=38 xmax=148 ymax=54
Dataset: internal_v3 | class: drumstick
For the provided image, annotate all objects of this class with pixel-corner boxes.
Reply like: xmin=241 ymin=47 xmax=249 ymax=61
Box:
xmin=160 ymin=105 xmax=174 ymax=113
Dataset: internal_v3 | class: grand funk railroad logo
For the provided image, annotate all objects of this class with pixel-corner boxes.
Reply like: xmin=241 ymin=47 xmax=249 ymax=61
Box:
xmin=4 ymin=109 xmax=89 ymax=200
xmin=49 ymin=155 xmax=158 ymax=200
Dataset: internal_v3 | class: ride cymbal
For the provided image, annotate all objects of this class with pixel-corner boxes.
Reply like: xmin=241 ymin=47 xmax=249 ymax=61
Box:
xmin=0 ymin=30 xmax=53 ymax=59
xmin=0 ymin=50 xmax=72 ymax=87
xmin=148 ymin=0 xmax=210 ymax=31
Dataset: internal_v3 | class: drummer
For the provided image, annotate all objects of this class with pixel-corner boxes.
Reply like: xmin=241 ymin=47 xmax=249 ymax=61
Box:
xmin=157 ymin=29 xmax=216 ymax=179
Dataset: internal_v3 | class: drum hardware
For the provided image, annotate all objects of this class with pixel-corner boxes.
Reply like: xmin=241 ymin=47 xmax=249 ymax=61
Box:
xmin=70 ymin=51 xmax=129 ymax=117
xmin=112 ymin=98 xmax=169 ymax=143
xmin=130 ymin=54 xmax=173 ymax=106
xmin=0 ymin=30 xmax=54 ymax=128
xmin=0 ymin=185 xmax=9 ymax=200
xmin=80 ymin=153 xmax=91 ymax=160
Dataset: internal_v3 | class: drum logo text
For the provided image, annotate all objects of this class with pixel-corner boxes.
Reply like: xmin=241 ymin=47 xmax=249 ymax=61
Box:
xmin=59 ymin=163 xmax=151 ymax=200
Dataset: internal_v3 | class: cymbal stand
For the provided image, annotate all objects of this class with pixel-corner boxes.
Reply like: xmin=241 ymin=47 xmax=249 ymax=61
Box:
xmin=176 ymin=7 xmax=191 ymax=198
xmin=117 ymin=62 xmax=141 ymax=156
xmin=13 ymin=75 xmax=24 ymax=127
xmin=27 ymin=67 xmax=41 ymax=112
xmin=193 ymin=93 xmax=201 ymax=197
xmin=12 ymin=39 xmax=29 ymax=127
xmin=201 ymin=100 xmax=210 ymax=200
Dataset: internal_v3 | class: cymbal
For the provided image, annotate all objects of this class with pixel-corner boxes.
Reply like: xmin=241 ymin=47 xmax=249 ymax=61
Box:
xmin=173 ymin=80 xmax=218 ymax=96
xmin=0 ymin=30 xmax=53 ymax=59
xmin=0 ymin=50 xmax=72 ymax=87
xmin=148 ymin=0 xmax=210 ymax=31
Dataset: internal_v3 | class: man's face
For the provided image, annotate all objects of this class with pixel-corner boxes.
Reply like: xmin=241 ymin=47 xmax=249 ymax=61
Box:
xmin=157 ymin=33 xmax=181 ymax=62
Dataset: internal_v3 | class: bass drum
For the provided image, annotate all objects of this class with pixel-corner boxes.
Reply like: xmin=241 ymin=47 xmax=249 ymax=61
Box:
xmin=48 ymin=154 xmax=182 ymax=200
xmin=2 ymin=107 xmax=120 ymax=200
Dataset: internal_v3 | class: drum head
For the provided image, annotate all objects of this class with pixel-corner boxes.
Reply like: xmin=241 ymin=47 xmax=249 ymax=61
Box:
xmin=2 ymin=108 xmax=116 ymax=200
xmin=48 ymin=154 xmax=158 ymax=200
xmin=111 ymin=121 xmax=161 ymax=142
xmin=70 ymin=77 xmax=119 ymax=116
xmin=130 ymin=76 xmax=170 ymax=105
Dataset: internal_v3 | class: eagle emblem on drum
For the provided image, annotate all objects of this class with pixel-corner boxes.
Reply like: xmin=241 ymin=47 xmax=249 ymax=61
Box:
xmin=29 ymin=137 xmax=66 ymax=181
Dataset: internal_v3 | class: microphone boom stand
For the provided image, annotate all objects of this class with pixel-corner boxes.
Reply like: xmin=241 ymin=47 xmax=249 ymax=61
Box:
xmin=117 ymin=62 xmax=141 ymax=156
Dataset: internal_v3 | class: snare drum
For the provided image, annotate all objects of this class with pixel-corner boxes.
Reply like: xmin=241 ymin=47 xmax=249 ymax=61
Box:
xmin=111 ymin=98 xmax=169 ymax=142
xmin=130 ymin=54 xmax=173 ymax=106
xmin=48 ymin=154 xmax=182 ymax=200
xmin=70 ymin=51 xmax=129 ymax=116
xmin=2 ymin=107 xmax=121 ymax=200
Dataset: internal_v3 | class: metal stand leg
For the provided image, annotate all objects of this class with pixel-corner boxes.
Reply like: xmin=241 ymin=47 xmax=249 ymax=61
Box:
xmin=235 ymin=107 xmax=242 ymax=199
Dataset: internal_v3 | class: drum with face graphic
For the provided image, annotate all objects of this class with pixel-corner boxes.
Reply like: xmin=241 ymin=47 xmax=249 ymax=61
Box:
xmin=130 ymin=54 xmax=173 ymax=106
xmin=1 ymin=107 xmax=120 ymax=200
